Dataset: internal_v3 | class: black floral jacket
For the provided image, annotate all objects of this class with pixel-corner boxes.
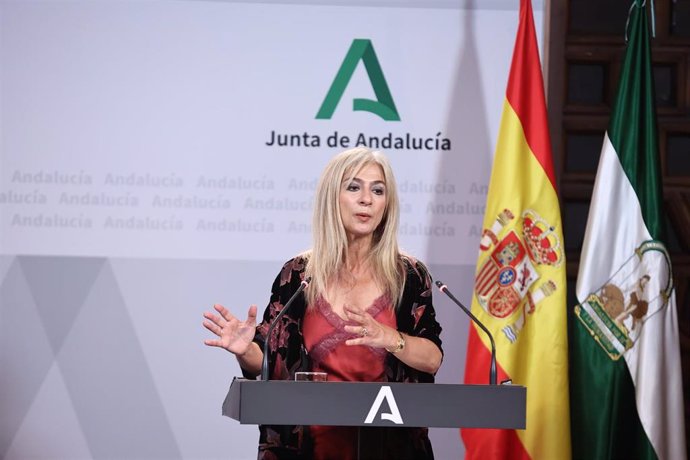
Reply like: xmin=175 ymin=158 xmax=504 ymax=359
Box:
xmin=243 ymin=255 xmax=443 ymax=460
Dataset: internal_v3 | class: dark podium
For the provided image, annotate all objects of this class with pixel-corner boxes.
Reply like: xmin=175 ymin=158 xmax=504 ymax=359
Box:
xmin=223 ymin=378 xmax=525 ymax=429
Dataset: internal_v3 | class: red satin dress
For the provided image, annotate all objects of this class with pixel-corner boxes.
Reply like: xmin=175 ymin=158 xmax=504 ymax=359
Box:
xmin=302 ymin=295 xmax=397 ymax=460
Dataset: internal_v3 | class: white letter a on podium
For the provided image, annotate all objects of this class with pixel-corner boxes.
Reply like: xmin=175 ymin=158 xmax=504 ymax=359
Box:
xmin=364 ymin=386 xmax=403 ymax=424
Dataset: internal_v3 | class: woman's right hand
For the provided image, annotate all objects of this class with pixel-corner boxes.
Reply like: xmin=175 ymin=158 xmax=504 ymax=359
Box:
xmin=203 ymin=304 xmax=258 ymax=356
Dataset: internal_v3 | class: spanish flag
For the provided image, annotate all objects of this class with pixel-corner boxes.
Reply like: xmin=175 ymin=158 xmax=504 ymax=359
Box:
xmin=462 ymin=1 xmax=570 ymax=459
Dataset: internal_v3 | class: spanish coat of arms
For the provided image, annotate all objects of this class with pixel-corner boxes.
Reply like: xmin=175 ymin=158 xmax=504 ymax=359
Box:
xmin=475 ymin=208 xmax=562 ymax=342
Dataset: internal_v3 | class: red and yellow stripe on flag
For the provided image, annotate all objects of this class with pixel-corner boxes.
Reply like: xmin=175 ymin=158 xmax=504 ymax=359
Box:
xmin=461 ymin=1 xmax=570 ymax=459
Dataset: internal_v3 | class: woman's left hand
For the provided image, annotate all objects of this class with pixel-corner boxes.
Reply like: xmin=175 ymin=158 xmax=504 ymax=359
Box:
xmin=342 ymin=304 xmax=397 ymax=350
xmin=343 ymin=304 xmax=442 ymax=374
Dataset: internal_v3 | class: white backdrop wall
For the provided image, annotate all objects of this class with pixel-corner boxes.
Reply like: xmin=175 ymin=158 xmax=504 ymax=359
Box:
xmin=0 ymin=1 xmax=544 ymax=458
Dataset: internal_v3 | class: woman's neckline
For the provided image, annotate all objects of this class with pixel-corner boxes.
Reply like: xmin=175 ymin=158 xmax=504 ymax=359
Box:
xmin=315 ymin=294 xmax=391 ymax=323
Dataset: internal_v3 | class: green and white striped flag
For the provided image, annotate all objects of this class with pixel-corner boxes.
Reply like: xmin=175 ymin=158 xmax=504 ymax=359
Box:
xmin=570 ymin=2 xmax=686 ymax=459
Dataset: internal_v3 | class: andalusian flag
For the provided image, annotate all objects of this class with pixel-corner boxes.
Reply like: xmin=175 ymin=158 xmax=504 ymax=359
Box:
xmin=462 ymin=0 xmax=570 ymax=458
xmin=570 ymin=2 xmax=686 ymax=459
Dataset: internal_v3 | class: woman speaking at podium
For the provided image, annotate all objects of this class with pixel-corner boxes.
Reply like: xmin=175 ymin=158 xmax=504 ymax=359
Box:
xmin=203 ymin=147 xmax=444 ymax=459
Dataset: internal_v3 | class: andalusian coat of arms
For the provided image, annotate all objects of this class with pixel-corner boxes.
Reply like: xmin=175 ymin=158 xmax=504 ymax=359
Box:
xmin=574 ymin=240 xmax=673 ymax=360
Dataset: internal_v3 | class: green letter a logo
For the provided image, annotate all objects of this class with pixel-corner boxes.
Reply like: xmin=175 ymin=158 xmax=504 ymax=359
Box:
xmin=316 ymin=39 xmax=400 ymax=121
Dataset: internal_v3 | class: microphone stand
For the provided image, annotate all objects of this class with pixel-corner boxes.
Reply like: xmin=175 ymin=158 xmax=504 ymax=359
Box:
xmin=260 ymin=278 xmax=310 ymax=381
xmin=435 ymin=280 xmax=497 ymax=385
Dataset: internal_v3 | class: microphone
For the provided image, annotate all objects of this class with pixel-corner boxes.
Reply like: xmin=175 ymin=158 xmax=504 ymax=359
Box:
xmin=260 ymin=277 xmax=311 ymax=381
xmin=435 ymin=280 xmax=497 ymax=385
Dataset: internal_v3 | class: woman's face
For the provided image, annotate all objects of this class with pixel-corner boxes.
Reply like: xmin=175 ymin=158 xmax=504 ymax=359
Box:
xmin=339 ymin=163 xmax=387 ymax=242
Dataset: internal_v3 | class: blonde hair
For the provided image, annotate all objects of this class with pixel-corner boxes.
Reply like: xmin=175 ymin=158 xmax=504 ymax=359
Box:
xmin=303 ymin=147 xmax=405 ymax=307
